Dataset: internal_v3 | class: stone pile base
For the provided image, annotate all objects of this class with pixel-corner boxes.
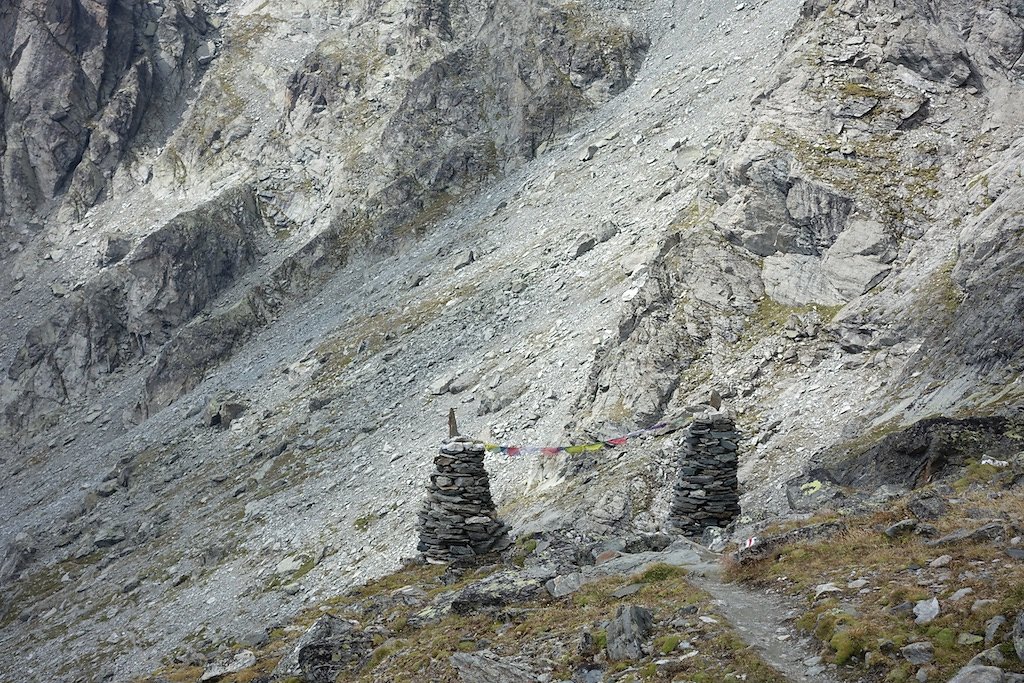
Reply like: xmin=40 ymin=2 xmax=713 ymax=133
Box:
xmin=417 ymin=436 xmax=509 ymax=563
xmin=669 ymin=413 xmax=741 ymax=537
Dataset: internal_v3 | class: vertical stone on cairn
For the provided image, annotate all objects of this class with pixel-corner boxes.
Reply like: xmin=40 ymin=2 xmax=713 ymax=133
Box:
xmin=417 ymin=435 xmax=509 ymax=563
xmin=669 ymin=413 xmax=741 ymax=537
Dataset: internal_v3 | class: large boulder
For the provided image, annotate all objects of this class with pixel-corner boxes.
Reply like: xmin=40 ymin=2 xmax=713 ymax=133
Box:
xmin=270 ymin=615 xmax=371 ymax=682
xmin=449 ymin=567 xmax=556 ymax=614
xmin=605 ymin=605 xmax=653 ymax=661
xmin=449 ymin=651 xmax=536 ymax=683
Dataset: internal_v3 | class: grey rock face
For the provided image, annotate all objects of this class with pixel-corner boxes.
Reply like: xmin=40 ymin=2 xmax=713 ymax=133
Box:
xmin=289 ymin=1 xmax=648 ymax=236
xmin=0 ymin=532 xmax=36 ymax=584
xmin=578 ymin=230 xmax=763 ymax=428
xmin=3 ymin=186 xmax=263 ymax=434
xmin=830 ymin=416 xmax=1017 ymax=490
xmin=605 ymin=604 xmax=653 ymax=661
xmin=0 ymin=0 xmax=210 ymax=222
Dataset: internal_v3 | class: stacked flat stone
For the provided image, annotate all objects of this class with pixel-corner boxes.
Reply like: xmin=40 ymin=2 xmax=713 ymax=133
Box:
xmin=417 ymin=436 xmax=509 ymax=563
xmin=669 ymin=413 xmax=741 ymax=537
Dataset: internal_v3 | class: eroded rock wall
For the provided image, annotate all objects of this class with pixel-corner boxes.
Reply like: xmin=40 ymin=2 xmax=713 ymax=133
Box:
xmin=2 ymin=186 xmax=264 ymax=433
xmin=0 ymin=0 xmax=210 ymax=229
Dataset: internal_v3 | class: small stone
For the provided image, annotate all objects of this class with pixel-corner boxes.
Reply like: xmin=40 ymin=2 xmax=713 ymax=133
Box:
xmin=95 ymin=480 xmax=118 ymax=497
xmin=94 ymin=526 xmax=126 ymax=548
xmin=929 ymin=555 xmax=952 ymax=568
xmin=957 ymin=633 xmax=984 ymax=646
xmin=196 ymin=40 xmax=217 ymax=65
xmin=453 ymin=250 xmax=475 ymax=271
xmin=605 ymin=605 xmax=653 ymax=661
xmin=569 ymin=235 xmax=598 ymax=260
xmin=611 ymin=584 xmax=643 ymax=598
xmin=200 ymin=650 xmax=256 ymax=681
xmin=275 ymin=556 xmax=304 ymax=574
xmin=968 ymin=645 xmax=1007 ymax=668
xmin=814 ymin=582 xmax=842 ymax=599
xmin=847 ymin=578 xmax=869 ymax=589
xmin=948 ymin=665 xmax=1006 ymax=683
xmin=900 ymin=641 xmax=934 ymax=665
xmin=239 ymin=630 xmax=269 ymax=649
xmin=545 ymin=572 xmax=584 ymax=598
xmin=949 ymin=587 xmax=973 ymax=602
xmin=985 ymin=616 xmax=1006 ymax=645
xmin=914 ymin=597 xmax=940 ymax=624
xmin=885 ymin=519 xmax=918 ymax=538
xmin=972 ymin=599 xmax=998 ymax=613
xmin=925 ymin=522 xmax=1003 ymax=547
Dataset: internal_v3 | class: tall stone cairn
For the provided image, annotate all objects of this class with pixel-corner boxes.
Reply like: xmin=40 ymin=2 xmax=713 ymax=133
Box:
xmin=669 ymin=413 xmax=741 ymax=537
xmin=417 ymin=435 xmax=509 ymax=563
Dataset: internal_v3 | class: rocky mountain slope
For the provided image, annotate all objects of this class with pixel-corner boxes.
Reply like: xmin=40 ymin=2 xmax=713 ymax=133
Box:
xmin=1 ymin=0 xmax=1024 ymax=680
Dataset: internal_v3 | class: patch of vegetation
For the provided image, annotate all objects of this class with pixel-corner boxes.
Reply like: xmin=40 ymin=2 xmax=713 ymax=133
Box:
xmin=726 ymin=480 xmax=1024 ymax=680
xmin=839 ymin=82 xmax=889 ymax=99
xmin=654 ymin=633 xmax=682 ymax=654
xmin=736 ymin=296 xmax=843 ymax=351
xmin=906 ymin=257 xmax=964 ymax=320
xmin=638 ymin=562 xmax=686 ymax=583
xmin=353 ymin=513 xmax=377 ymax=532
xmin=308 ymin=282 xmax=479 ymax=393
xmin=759 ymin=122 xmax=941 ymax=225
xmin=510 ymin=534 xmax=539 ymax=567
xmin=146 ymin=555 xmax=790 ymax=683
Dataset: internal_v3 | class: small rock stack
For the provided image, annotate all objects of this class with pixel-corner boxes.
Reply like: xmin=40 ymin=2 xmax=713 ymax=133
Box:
xmin=669 ymin=413 xmax=741 ymax=537
xmin=417 ymin=436 xmax=509 ymax=563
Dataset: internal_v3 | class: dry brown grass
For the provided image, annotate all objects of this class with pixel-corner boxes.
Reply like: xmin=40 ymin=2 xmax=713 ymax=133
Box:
xmin=725 ymin=475 xmax=1024 ymax=682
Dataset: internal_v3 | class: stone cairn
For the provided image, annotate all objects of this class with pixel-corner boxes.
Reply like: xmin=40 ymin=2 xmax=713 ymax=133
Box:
xmin=669 ymin=413 xmax=741 ymax=537
xmin=417 ymin=435 xmax=509 ymax=563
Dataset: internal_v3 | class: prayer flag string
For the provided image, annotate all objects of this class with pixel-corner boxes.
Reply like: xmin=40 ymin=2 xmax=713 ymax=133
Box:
xmin=483 ymin=417 xmax=692 ymax=458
